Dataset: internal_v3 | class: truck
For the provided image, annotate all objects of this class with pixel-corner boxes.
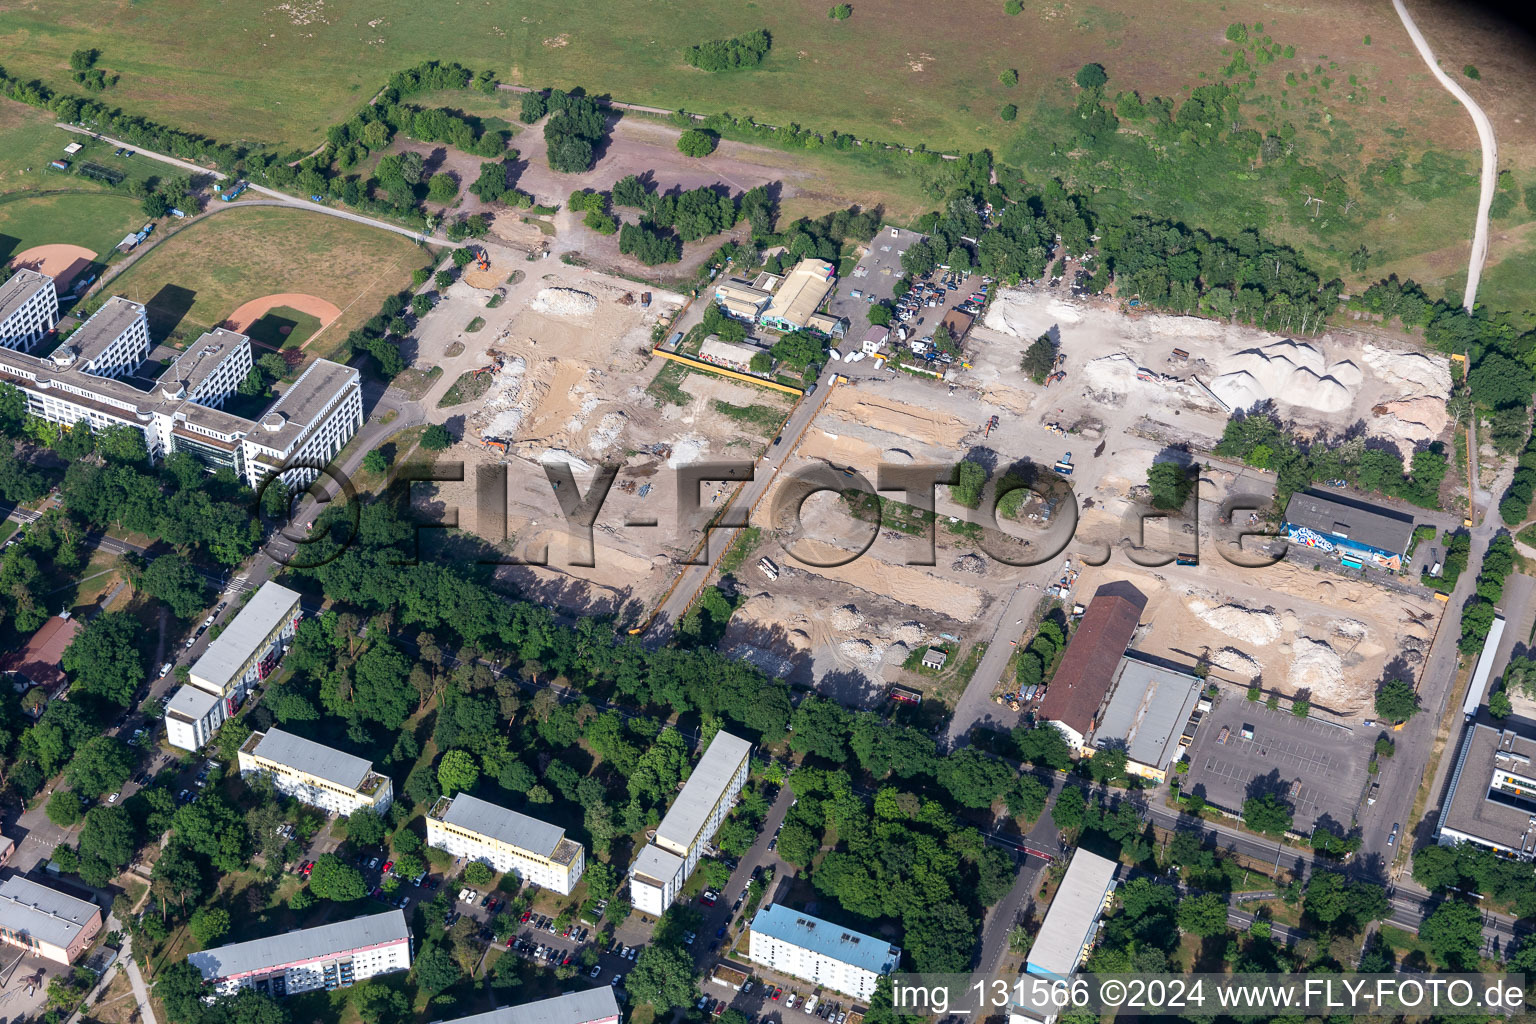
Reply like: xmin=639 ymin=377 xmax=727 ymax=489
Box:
xmin=1053 ymin=452 xmax=1074 ymax=476
xmin=758 ymin=556 xmax=780 ymax=580
xmin=1217 ymin=726 xmax=1230 ymax=745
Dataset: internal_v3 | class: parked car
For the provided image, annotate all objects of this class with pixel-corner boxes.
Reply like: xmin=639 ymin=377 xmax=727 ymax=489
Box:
xmin=626 ymin=946 xmax=638 ymax=960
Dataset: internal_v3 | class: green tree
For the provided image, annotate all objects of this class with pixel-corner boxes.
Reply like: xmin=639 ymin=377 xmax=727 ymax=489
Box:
xmin=952 ymin=460 xmax=987 ymax=509
xmin=428 ymin=173 xmax=459 ymax=203
xmin=435 ymin=270 xmax=454 ymax=290
xmin=422 ymin=424 xmax=453 ymax=451
xmin=1420 ymin=899 xmax=1483 ymax=969
xmin=1000 ymin=104 xmax=1018 ymax=122
xmin=464 ymin=861 xmax=494 ymax=887
xmin=628 ymin=943 xmax=699 ymax=1010
xmin=1242 ymin=793 xmax=1293 ymax=836
xmin=61 ymin=611 xmax=143 ymax=706
xmin=1000 ymin=68 xmax=1018 ymax=87
xmin=1374 ymin=679 xmax=1419 ymax=723
xmin=1052 ymin=785 xmax=1087 ymax=831
xmin=308 ymin=853 xmax=368 ymax=901
xmin=345 ymin=807 xmax=387 ymax=847
xmin=65 ymin=736 xmax=134 ymax=798
xmin=414 ymin=945 xmax=461 ymax=994
xmin=77 ymin=805 xmax=136 ymax=884
xmin=1176 ymin=892 xmax=1228 ymax=936
xmin=46 ymin=790 xmax=83 ymax=827
xmin=520 ymin=91 xmax=548 ymax=123
xmin=1075 ymin=63 xmax=1108 ymax=90
xmin=139 ymin=553 xmax=208 ymax=620
xmin=362 ymin=449 xmax=389 ymax=475
xmin=829 ymin=3 xmax=852 ymax=17
xmin=1147 ymin=461 xmax=1194 ymax=509
xmin=438 ymin=750 xmax=479 ymax=795
xmin=677 ymin=129 xmax=718 ymax=158
xmin=189 ymin=905 xmax=230 ymax=947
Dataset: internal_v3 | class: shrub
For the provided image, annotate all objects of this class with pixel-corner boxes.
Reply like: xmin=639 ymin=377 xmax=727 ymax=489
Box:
xmin=1000 ymin=68 xmax=1018 ymax=87
xmin=829 ymin=3 xmax=852 ymax=17
xmin=999 ymin=104 xmax=1018 ymax=121
xmin=684 ymin=29 xmax=771 ymax=71
xmin=1004 ymin=0 xmax=1023 ymax=13
xmin=1463 ymin=65 xmax=1480 ymax=80
xmin=677 ymin=129 xmax=718 ymax=158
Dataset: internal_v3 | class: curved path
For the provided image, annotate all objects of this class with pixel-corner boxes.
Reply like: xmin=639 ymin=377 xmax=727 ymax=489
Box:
xmin=1392 ymin=0 xmax=1497 ymax=312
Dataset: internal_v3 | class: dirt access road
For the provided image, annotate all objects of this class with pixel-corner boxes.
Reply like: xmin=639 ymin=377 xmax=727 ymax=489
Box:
xmin=1392 ymin=0 xmax=1497 ymax=312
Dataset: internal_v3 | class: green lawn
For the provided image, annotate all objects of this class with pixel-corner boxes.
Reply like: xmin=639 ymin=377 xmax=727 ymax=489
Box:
xmin=243 ymin=305 xmax=324 ymax=351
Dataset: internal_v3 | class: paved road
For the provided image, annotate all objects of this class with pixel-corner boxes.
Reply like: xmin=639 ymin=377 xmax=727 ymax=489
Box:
xmin=55 ymin=123 xmax=455 ymax=248
xmin=1391 ymin=0 xmax=1497 ymax=312
xmin=943 ymin=586 xmax=1037 ymax=748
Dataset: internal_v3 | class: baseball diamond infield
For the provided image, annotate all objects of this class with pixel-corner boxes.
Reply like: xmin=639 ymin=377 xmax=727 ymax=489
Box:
xmin=7 ymin=243 xmax=97 ymax=292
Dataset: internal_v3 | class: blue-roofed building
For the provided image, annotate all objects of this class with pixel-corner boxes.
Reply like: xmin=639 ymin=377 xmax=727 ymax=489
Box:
xmin=747 ymin=905 xmax=900 ymax=1000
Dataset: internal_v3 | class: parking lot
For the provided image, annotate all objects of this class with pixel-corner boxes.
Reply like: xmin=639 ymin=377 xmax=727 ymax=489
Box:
xmin=1183 ymin=698 xmax=1371 ymax=831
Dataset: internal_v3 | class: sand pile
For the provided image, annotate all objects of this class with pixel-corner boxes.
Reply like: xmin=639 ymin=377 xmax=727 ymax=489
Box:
xmin=1082 ymin=353 xmax=1144 ymax=395
xmin=1212 ymin=647 xmax=1261 ymax=680
xmin=530 ymin=288 xmax=598 ymax=317
xmin=1361 ymin=343 xmax=1450 ymax=395
xmin=1373 ymin=396 xmax=1450 ymax=452
xmin=788 ymin=629 xmax=811 ymax=650
xmin=1187 ymin=598 xmax=1282 ymax=645
xmin=482 ymin=356 xmax=529 ymax=437
xmin=1333 ymin=619 xmax=1367 ymax=641
xmin=540 ymin=449 xmax=593 ymax=474
xmin=831 ymin=605 xmax=866 ymax=631
xmin=667 ymin=436 xmax=707 ymax=468
xmin=839 ymin=638 xmax=884 ymax=668
xmin=587 ymin=412 xmax=626 ymax=454
xmin=1287 ymin=636 xmax=1344 ymax=694
xmin=1210 ymin=341 xmax=1357 ymax=414
xmin=891 ymin=622 xmax=926 ymax=646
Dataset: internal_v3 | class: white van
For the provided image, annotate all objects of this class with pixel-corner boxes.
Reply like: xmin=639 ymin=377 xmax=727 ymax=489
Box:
xmin=828 ymin=349 xmax=842 ymax=362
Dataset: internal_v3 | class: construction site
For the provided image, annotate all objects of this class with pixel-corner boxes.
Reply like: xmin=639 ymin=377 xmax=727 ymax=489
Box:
xmin=676 ymin=279 xmax=1456 ymax=722
xmin=411 ymin=248 xmax=798 ymax=616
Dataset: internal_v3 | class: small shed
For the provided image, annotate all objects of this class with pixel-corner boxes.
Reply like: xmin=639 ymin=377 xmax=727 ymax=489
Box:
xmin=63 ymin=142 xmax=83 ymax=155
xmin=921 ymin=647 xmax=948 ymax=671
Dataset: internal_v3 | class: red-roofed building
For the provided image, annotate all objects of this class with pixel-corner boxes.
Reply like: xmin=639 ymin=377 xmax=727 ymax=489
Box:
xmin=1036 ymin=583 xmax=1146 ymax=752
xmin=1 ymin=615 xmax=80 ymax=694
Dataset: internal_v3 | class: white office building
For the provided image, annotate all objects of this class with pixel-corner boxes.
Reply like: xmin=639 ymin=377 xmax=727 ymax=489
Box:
xmin=1010 ymin=849 xmax=1119 ymax=1024
xmin=0 ymin=275 xmax=362 ymax=490
xmin=238 ymin=728 xmax=393 ymax=817
xmin=747 ymin=905 xmax=900 ymax=1000
xmin=188 ymin=910 xmax=410 ymax=997
xmin=428 ymin=794 xmax=586 ymax=894
xmin=431 ymin=988 xmax=622 ymax=1024
xmin=629 ymin=730 xmax=752 ymax=915
xmin=0 ymin=270 xmax=60 ymax=353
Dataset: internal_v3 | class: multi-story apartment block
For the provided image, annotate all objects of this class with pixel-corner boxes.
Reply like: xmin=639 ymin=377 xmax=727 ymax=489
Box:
xmin=188 ymin=910 xmax=410 ymax=997
xmin=0 ymin=274 xmax=361 ymax=491
xmin=629 ymin=730 xmax=752 ymax=915
xmin=238 ymin=728 xmax=393 ymax=817
xmin=0 ymin=269 xmax=60 ymax=353
xmin=0 ymin=876 xmax=102 ymax=965
xmin=166 ymin=582 xmax=302 ymax=751
xmin=747 ymin=905 xmax=901 ymax=1000
xmin=427 ymin=794 xmax=586 ymax=894
xmin=431 ymin=988 xmax=622 ymax=1024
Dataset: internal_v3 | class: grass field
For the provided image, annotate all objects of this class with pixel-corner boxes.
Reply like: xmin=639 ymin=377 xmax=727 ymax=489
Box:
xmin=99 ymin=206 xmax=429 ymax=354
xmin=0 ymin=190 xmax=143 ymax=265
xmin=244 ymin=305 xmax=324 ymax=351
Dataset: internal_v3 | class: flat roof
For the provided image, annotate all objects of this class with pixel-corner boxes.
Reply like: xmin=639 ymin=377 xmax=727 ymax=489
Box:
xmin=1027 ymin=849 xmax=1118 ymax=978
xmin=157 ymin=328 xmax=247 ymax=396
xmin=190 ymin=581 xmax=300 ymax=693
xmin=166 ymin=683 xmax=222 ymax=724
xmin=245 ymin=728 xmax=374 ymax=792
xmin=1464 ymin=614 xmax=1507 ymax=718
xmin=1283 ymin=488 xmax=1416 ymax=556
xmin=764 ymin=259 xmax=835 ymax=327
xmin=0 ymin=268 xmax=52 ymax=325
xmin=435 ymin=793 xmax=567 ymax=860
xmin=0 ymin=875 xmax=98 ymax=950
xmin=750 ymin=904 xmax=900 ymax=975
xmin=655 ymin=731 xmax=752 ymax=850
xmin=71 ymin=296 xmax=145 ymax=366
xmin=1440 ymin=724 xmax=1536 ymax=857
xmin=0 ymin=615 xmax=80 ymax=690
xmin=700 ymin=337 xmax=762 ymax=364
xmin=1037 ymin=582 xmax=1147 ymax=738
xmin=189 ymin=910 xmax=408 ymax=981
xmin=432 ymin=988 xmax=622 ymax=1024
xmin=1092 ymin=655 xmax=1203 ymax=769
xmin=630 ymin=843 xmax=685 ymax=887
xmin=252 ymin=359 xmax=357 ymax=452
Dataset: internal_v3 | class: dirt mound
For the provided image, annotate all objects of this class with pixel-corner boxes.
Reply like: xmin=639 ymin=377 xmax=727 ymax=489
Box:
xmin=831 ymin=605 xmax=866 ymax=631
xmin=891 ymin=622 xmax=926 ymax=646
xmin=1187 ymin=598 xmax=1282 ymax=645
xmin=530 ymin=287 xmax=598 ymax=317
xmin=951 ymin=553 xmax=987 ymax=574
xmin=1287 ymin=636 xmax=1344 ymax=695
xmin=1212 ymin=647 xmax=1261 ymax=680
xmin=1210 ymin=341 xmax=1355 ymax=414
